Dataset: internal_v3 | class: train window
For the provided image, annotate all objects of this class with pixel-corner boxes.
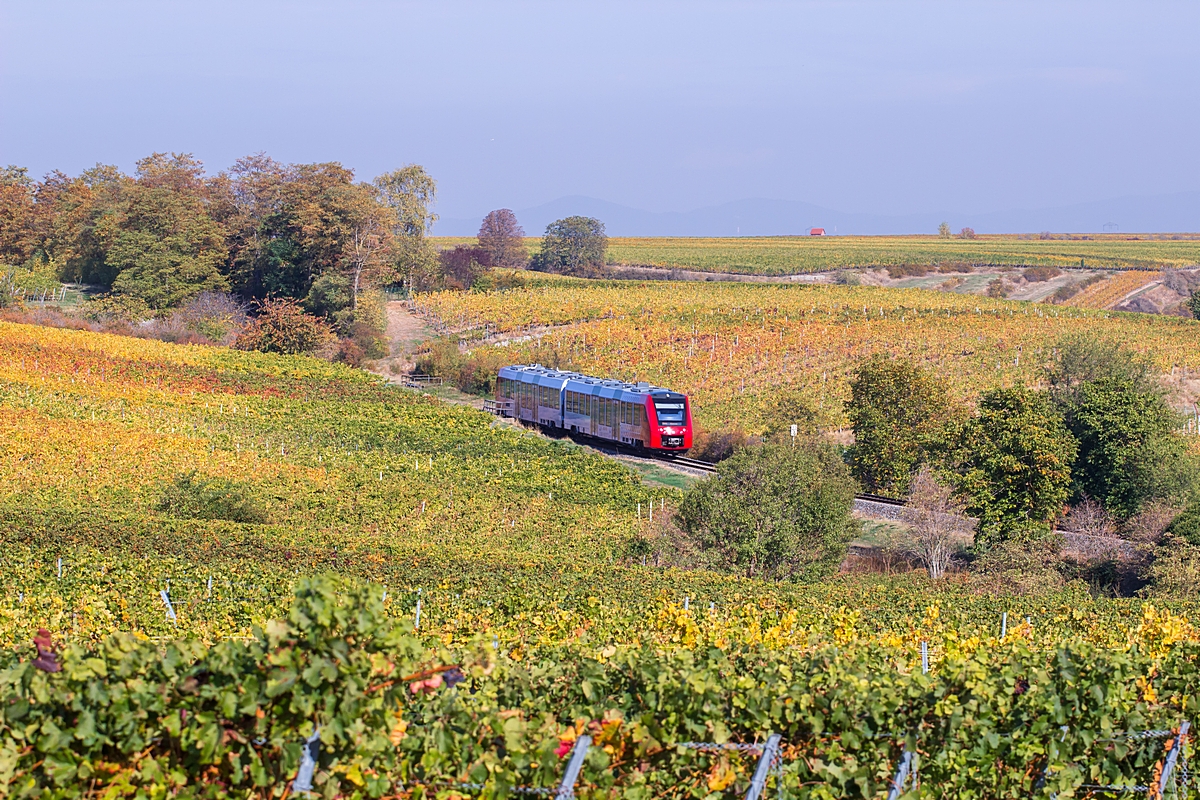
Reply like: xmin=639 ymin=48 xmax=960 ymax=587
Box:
xmin=652 ymin=397 xmax=686 ymax=425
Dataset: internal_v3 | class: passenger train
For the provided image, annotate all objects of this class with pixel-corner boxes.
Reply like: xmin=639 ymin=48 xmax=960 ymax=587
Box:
xmin=493 ymin=364 xmax=693 ymax=452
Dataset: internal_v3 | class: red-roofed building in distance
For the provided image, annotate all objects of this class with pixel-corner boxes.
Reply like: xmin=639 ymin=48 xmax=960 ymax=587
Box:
xmin=809 ymin=227 xmax=826 ymax=236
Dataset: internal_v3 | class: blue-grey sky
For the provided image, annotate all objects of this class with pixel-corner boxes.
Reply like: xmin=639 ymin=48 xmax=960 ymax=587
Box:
xmin=2 ymin=0 xmax=1198 ymax=225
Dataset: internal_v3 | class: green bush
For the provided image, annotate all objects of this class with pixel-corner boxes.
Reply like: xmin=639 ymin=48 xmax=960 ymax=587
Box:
xmin=1167 ymin=497 xmax=1200 ymax=545
xmin=676 ymin=440 xmax=859 ymax=581
xmin=157 ymin=471 xmax=267 ymax=524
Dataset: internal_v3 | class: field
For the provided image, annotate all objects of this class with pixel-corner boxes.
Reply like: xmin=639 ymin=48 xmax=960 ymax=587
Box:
xmin=412 ymin=279 xmax=1200 ymax=432
xmin=431 ymin=234 xmax=1200 ymax=275
xmin=5 ymin=319 xmax=1200 ymax=796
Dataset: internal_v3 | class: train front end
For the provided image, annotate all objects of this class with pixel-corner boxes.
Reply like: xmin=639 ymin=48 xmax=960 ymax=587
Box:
xmin=646 ymin=391 xmax=693 ymax=452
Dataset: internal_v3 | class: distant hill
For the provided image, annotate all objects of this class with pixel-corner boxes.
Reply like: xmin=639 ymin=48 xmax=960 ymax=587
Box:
xmin=435 ymin=192 xmax=1200 ymax=237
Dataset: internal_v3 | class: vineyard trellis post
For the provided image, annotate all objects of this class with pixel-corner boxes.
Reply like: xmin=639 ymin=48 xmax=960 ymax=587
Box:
xmin=556 ymin=734 xmax=592 ymax=799
xmin=743 ymin=733 xmax=782 ymax=800
xmin=291 ymin=728 xmax=321 ymax=793
xmin=159 ymin=590 xmax=177 ymax=624
xmin=1158 ymin=720 xmax=1190 ymax=799
xmin=886 ymin=746 xmax=915 ymax=800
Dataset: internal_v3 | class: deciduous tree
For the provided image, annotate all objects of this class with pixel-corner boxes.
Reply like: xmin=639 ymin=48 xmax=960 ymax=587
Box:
xmin=477 ymin=209 xmax=527 ymax=267
xmin=846 ymin=355 xmax=956 ymax=497
xmin=99 ymin=153 xmax=229 ymax=309
xmin=955 ymin=387 xmax=1076 ymax=547
xmin=530 ymin=216 xmax=607 ymax=276
xmin=0 ymin=166 xmax=36 ymax=264
xmin=907 ymin=466 xmax=968 ymax=579
xmin=374 ymin=165 xmax=438 ymax=292
xmin=1047 ymin=336 xmax=1194 ymax=519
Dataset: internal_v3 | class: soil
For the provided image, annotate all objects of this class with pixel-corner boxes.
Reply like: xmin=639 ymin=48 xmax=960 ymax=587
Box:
xmin=369 ymin=301 xmax=430 ymax=381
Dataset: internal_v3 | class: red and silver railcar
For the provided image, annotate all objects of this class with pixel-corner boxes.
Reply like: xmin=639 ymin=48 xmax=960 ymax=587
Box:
xmin=493 ymin=364 xmax=693 ymax=452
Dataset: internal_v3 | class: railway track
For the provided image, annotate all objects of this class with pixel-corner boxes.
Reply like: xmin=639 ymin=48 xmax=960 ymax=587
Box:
xmin=657 ymin=454 xmax=719 ymax=473
xmin=648 ymin=453 xmax=909 ymax=508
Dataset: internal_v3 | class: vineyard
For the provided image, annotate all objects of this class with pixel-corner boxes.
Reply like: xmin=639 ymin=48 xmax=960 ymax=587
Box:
xmin=429 ymin=235 xmax=1200 ymax=275
xmin=1061 ymin=270 xmax=1163 ymax=309
xmin=4 ymin=319 xmax=1200 ymax=796
xmin=412 ymin=280 xmax=1200 ymax=431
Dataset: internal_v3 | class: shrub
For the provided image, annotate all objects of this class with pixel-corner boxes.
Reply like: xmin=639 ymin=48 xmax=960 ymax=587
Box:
xmin=335 ymin=337 xmax=366 ymax=366
xmin=986 ymin=278 xmax=1011 ymax=298
xmin=156 ymin=471 xmax=267 ymax=523
xmin=675 ymin=440 xmax=859 ymax=581
xmin=79 ymin=293 xmax=153 ymax=323
xmin=413 ymin=336 xmax=508 ymax=394
xmin=1166 ymin=497 xmax=1200 ymax=545
xmin=1024 ymin=266 xmax=1062 ymax=282
xmin=234 ymin=298 xmax=335 ymax=355
xmin=439 ymin=245 xmax=492 ymax=290
xmin=1048 ymin=273 xmax=1105 ymax=304
xmin=958 ymin=227 xmax=977 ymax=239
xmin=969 ymin=537 xmax=1067 ymax=595
xmin=689 ymin=428 xmax=755 ymax=463
xmin=885 ymin=263 xmax=929 ymax=279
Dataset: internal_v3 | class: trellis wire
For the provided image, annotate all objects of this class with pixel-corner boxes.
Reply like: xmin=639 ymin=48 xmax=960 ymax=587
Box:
xmin=676 ymin=735 xmax=783 ymax=800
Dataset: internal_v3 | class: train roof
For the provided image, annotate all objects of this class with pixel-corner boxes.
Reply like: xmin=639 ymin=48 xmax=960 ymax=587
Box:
xmin=498 ymin=364 xmax=686 ymax=400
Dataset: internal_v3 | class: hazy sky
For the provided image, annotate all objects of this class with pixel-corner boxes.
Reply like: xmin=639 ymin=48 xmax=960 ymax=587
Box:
xmin=2 ymin=0 xmax=1198 ymax=220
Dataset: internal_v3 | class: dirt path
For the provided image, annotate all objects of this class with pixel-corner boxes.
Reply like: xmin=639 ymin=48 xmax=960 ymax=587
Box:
xmin=369 ymin=301 xmax=431 ymax=381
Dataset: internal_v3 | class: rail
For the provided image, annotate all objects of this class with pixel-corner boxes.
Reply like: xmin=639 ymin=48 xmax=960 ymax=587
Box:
xmin=653 ymin=454 xmax=910 ymax=511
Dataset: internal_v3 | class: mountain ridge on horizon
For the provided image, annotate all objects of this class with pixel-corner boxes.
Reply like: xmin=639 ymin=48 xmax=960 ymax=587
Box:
xmin=434 ymin=192 xmax=1200 ymax=238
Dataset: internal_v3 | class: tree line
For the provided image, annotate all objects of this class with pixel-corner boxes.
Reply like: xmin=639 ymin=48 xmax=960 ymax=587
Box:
xmin=1 ymin=153 xmax=614 ymax=354
xmin=0 ymin=154 xmax=444 ymax=311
